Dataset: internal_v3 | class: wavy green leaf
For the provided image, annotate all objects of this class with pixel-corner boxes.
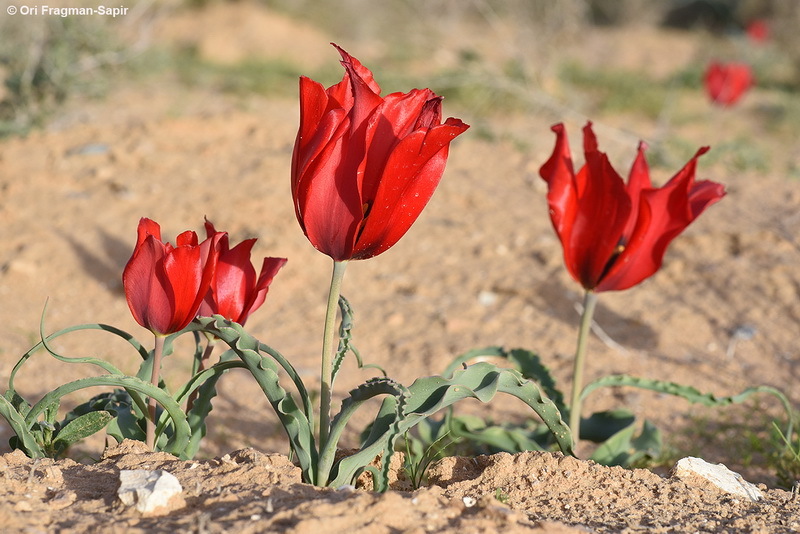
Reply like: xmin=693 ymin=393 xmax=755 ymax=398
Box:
xmin=323 ymin=377 xmax=409 ymax=488
xmin=331 ymin=295 xmax=355 ymax=386
xmin=4 ymin=390 xmax=31 ymax=418
xmin=24 ymin=375 xmax=191 ymax=457
xmin=177 ymin=355 xmax=244 ymax=459
xmin=589 ymin=422 xmax=636 ymax=466
xmin=7 ymin=305 xmax=151 ymax=421
xmin=331 ymin=296 xmax=386 ymax=388
xmin=330 ymin=362 xmax=573 ymax=488
xmin=580 ymin=408 xmax=636 ymax=443
xmin=443 ymin=346 xmax=565 ymax=412
xmin=258 ymin=342 xmax=315 ymax=425
xmin=10 ymin=320 xmax=148 ymax=393
xmin=92 ymin=391 xmax=146 ymax=443
xmin=51 ymin=411 xmax=114 ymax=456
xmin=194 ymin=315 xmax=318 ymax=483
xmin=589 ymin=419 xmax=662 ymax=467
xmin=61 ymin=389 xmax=139 ymax=441
xmin=182 ymin=317 xmax=315 ymax=426
xmin=0 ymin=394 xmax=44 ymax=457
xmin=581 ymin=375 xmax=794 ymax=438
xmin=446 ymin=414 xmax=549 ymax=452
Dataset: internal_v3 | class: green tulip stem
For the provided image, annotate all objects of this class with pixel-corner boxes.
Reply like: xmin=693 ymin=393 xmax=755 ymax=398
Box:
xmin=319 ymin=260 xmax=348 ymax=448
xmin=569 ymin=290 xmax=598 ymax=446
xmin=146 ymin=334 xmax=166 ymax=450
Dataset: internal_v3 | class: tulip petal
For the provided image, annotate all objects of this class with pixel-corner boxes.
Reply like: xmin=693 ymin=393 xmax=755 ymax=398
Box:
xmin=293 ymin=77 xmax=332 ymax=177
xmin=135 ymin=218 xmax=162 ymax=248
xmin=689 ymin=179 xmax=727 ymax=216
xmin=539 ymin=124 xmax=578 ymax=251
xmin=176 ymin=230 xmax=199 ymax=247
xmin=205 ymin=239 xmax=257 ymax=322
xmin=292 ymin=78 xmax=349 ymax=193
xmin=292 ymin=79 xmax=364 ymax=260
xmin=123 ymin=235 xmax=170 ymax=334
xmin=598 ymin=147 xmax=724 ymax=291
xmin=620 ymin=141 xmax=652 ymax=241
xmin=352 ymin=118 xmax=468 ymax=259
xmin=540 ymin=123 xmax=631 ymax=289
xmin=569 ymin=150 xmax=631 ymax=288
xmin=240 ymin=256 xmax=287 ymax=325
xmin=337 ymin=45 xmax=383 ymax=136
xmin=361 ymin=90 xmax=438 ymax=204
xmin=161 ymin=244 xmax=204 ymax=333
xmin=332 ymin=44 xmax=381 ymax=98
xmin=704 ymin=62 xmax=753 ymax=106
xmin=296 ymin=130 xmax=364 ymax=260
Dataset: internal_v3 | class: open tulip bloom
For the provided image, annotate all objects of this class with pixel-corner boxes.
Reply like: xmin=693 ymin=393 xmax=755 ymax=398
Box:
xmin=292 ymin=44 xmax=469 ymax=262
xmin=123 ymin=218 xmax=222 ymax=337
xmin=703 ymin=61 xmax=753 ymax=107
xmin=540 ymin=122 xmax=726 ymax=293
xmin=122 ymin=217 xmax=223 ymax=448
xmin=291 ymin=44 xmax=469 ymax=447
xmin=198 ymin=220 xmax=287 ymax=327
xmin=540 ymin=122 xmax=726 ymax=440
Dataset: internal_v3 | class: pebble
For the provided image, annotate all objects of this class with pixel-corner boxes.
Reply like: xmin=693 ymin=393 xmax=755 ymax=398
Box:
xmin=672 ymin=457 xmax=763 ymax=502
xmin=117 ymin=469 xmax=184 ymax=514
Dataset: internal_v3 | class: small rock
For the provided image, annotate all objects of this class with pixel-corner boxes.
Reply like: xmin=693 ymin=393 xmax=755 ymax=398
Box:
xmin=118 ymin=469 xmax=184 ymax=515
xmin=65 ymin=143 xmax=110 ymax=157
xmin=672 ymin=457 xmax=763 ymax=502
xmin=477 ymin=290 xmax=499 ymax=307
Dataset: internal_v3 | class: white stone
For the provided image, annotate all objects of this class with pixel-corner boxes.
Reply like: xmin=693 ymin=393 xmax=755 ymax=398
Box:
xmin=477 ymin=290 xmax=498 ymax=307
xmin=118 ymin=469 xmax=184 ymax=513
xmin=672 ymin=457 xmax=763 ymax=502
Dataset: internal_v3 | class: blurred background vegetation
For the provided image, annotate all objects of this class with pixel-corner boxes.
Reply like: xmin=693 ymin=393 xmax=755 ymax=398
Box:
xmin=0 ymin=0 xmax=798 ymax=170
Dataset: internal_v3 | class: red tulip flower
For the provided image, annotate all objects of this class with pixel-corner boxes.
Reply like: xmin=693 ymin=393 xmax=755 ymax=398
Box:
xmin=291 ymin=44 xmax=469 ymax=261
xmin=745 ymin=19 xmax=769 ymax=44
xmin=123 ymin=218 xmax=222 ymax=336
xmin=704 ymin=61 xmax=753 ymax=107
xmin=198 ymin=220 xmax=287 ymax=325
xmin=539 ymin=122 xmax=726 ymax=293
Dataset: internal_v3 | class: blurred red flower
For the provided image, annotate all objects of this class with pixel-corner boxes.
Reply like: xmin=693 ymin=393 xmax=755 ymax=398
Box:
xmin=291 ymin=44 xmax=469 ymax=261
xmin=704 ymin=61 xmax=753 ymax=106
xmin=198 ymin=220 xmax=287 ymax=325
xmin=745 ymin=19 xmax=769 ymax=44
xmin=539 ymin=122 xmax=726 ymax=292
xmin=123 ymin=218 xmax=222 ymax=335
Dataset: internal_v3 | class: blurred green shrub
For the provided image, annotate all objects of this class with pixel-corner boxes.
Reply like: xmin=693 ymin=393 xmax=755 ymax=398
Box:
xmin=0 ymin=15 xmax=124 ymax=136
xmin=558 ymin=61 xmax=669 ymax=119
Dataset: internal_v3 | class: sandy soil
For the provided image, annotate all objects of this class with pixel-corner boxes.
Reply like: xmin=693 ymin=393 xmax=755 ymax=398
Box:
xmin=0 ymin=2 xmax=799 ymax=532
xmin=0 ymin=440 xmax=798 ymax=533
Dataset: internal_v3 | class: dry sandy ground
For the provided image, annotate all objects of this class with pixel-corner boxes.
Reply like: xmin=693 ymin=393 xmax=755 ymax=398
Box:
xmin=0 ymin=440 xmax=798 ymax=533
xmin=0 ymin=2 xmax=799 ymax=532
